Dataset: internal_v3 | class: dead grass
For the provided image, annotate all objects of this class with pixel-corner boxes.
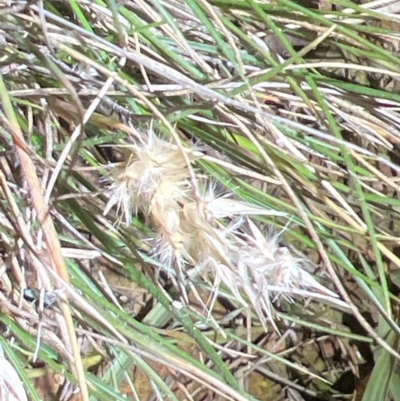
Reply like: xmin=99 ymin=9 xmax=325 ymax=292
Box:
xmin=1 ymin=1 xmax=400 ymax=400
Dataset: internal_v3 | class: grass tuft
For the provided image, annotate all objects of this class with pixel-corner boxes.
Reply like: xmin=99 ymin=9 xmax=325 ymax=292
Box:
xmin=1 ymin=0 xmax=400 ymax=400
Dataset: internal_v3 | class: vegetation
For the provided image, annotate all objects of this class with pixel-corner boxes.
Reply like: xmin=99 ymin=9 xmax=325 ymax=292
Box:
xmin=1 ymin=0 xmax=400 ymax=400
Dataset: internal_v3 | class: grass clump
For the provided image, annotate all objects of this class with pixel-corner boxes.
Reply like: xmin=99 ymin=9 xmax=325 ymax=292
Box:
xmin=1 ymin=1 xmax=400 ymax=401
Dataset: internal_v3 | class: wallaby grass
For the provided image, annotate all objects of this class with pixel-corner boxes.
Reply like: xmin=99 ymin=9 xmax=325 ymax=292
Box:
xmin=0 ymin=0 xmax=400 ymax=400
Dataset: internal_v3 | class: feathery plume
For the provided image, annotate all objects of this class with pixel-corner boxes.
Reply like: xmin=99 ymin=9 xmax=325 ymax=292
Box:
xmin=104 ymin=130 xmax=337 ymax=329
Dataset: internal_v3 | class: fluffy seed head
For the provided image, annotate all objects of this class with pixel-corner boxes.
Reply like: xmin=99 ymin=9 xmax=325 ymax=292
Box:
xmin=103 ymin=132 xmax=336 ymax=329
xmin=104 ymin=135 xmax=198 ymax=225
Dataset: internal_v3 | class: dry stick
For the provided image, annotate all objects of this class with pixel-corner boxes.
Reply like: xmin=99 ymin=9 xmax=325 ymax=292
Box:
xmin=0 ymin=77 xmax=90 ymax=401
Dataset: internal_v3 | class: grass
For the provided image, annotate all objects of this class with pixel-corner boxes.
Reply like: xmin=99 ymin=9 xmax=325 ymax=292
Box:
xmin=1 ymin=0 xmax=400 ymax=400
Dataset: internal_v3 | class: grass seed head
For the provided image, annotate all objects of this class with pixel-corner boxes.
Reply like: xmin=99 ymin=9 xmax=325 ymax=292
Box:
xmin=104 ymin=134 xmax=335 ymax=325
xmin=104 ymin=134 xmax=197 ymax=225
